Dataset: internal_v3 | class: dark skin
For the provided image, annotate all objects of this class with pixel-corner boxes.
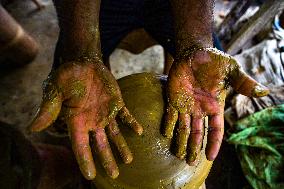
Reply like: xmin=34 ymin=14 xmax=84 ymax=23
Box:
xmin=29 ymin=0 xmax=142 ymax=180
xmin=29 ymin=0 xmax=269 ymax=181
xmin=164 ymin=0 xmax=269 ymax=164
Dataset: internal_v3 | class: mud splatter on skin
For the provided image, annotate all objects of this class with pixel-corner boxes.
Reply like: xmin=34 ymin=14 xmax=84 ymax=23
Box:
xmin=165 ymin=47 xmax=269 ymax=165
xmin=175 ymin=115 xmax=191 ymax=159
xmin=168 ymin=48 xmax=232 ymax=117
xmin=187 ymin=144 xmax=200 ymax=163
xmin=69 ymin=80 xmax=87 ymax=98
xmin=31 ymin=59 xmax=143 ymax=180
xmin=39 ymin=76 xmax=62 ymax=122
xmin=30 ymin=0 xmax=143 ymax=180
xmin=92 ymin=73 xmax=213 ymax=189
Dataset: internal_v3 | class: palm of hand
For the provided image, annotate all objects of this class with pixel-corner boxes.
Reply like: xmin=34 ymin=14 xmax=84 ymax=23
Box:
xmin=57 ymin=61 xmax=124 ymax=127
xmin=164 ymin=48 xmax=269 ymax=164
xmin=30 ymin=60 xmax=142 ymax=180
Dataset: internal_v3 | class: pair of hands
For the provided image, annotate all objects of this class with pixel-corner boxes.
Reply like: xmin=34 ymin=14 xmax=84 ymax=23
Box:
xmin=29 ymin=48 xmax=268 ymax=180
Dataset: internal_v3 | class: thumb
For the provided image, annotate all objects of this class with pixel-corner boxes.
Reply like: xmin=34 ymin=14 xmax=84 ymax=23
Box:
xmin=29 ymin=86 xmax=62 ymax=132
xmin=229 ymin=60 xmax=269 ymax=98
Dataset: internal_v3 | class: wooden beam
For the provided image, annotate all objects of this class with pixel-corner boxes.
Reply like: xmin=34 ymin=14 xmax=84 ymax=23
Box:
xmin=226 ymin=0 xmax=284 ymax=55
xmin=217 ymin=0 xmax=251 ymax=46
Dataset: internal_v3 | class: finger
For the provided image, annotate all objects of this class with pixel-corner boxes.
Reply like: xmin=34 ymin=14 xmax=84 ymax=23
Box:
xmin=175 ymin=113 xmax=191 ymax=159
xmin=163 ymin=104 xmax=178 ymax=138
xmin=206 ymin=114 xmax=224 ymax=161
xmin=29 ymin=90 xmax=62 ymax=132
xmin=230 ymin=60 xmax=269 ymax=97
xmin=107 ymin=120 xmax=133 ymax=164
xmin=68 ymin=116 xmax=96 ymax=180
xmin=118 ymin=106 xmax=143 ymax=135
xmin=93 ymin=128 xmax=119 ymax=179
xmin=187 ymin=117 xmax=204 ymax=165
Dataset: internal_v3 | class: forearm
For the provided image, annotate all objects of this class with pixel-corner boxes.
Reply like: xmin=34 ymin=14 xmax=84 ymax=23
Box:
xmin=53 ymin=0 xmax=101 ymax=62
xmin=170 ymin=0 xmax=214 ymax=55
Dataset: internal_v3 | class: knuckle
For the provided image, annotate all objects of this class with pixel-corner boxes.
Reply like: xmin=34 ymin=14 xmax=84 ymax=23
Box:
xmin=190 ymin=129 xmax=203 ymax=135
xmin=208 ymin=138 xmax=222 ymax=145
xmin=178 ymin=125 xmax=190 ymax=132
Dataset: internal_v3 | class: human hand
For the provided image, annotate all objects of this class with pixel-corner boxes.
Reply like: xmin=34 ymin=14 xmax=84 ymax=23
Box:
xmin=163 ymin=48 xmax=269 ymax=164
xmin=29 ymin=59 xmax=143 ymax=180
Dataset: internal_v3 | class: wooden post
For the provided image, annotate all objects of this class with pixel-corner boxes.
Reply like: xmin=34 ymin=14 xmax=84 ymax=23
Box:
xmin=0 ymin=5 xmax=39 ymax=65
xmin=217 ymin=0 xmax=251 ymax=47
xmin=225 ymin=0 xmax=284 ymax=55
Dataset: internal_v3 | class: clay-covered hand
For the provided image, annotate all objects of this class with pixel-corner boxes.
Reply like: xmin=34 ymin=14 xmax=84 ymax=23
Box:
xmin=29 ymin=59 xmax=143 ymax=180
xmin=163 ymin=48 xmax=269 ymax=164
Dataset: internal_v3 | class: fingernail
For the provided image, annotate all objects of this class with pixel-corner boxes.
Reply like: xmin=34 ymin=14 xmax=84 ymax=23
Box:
xmin=187 ymin=159 xmax=198 ymax=166
xmin=252 ymin=85 xmax=269 ymax=97
xmin=206 ymin=142 xmax=218 ymax=161
xmin=137 ymin=127 xmax=143 ymax=135
xmin=187 ymin=152 xmax=200 ymax=166
xmin=123 ymin=152 xmax=133 ymax=164
xmin=124 ymin=155 xmax=133 ymax=164
xmin=163 ymin=127 xmax=174 ymax=138
xmin=176 ymin=150 xmax=186 ymax=160
xmin=163 ymin=132 xmax=173 ymax=139
xmin=84 ymin=170 xmax=96 ymax=180
xmin=110 ymin=169 xmax=119 ymax=179
xmin=187 ymin=151 xmax=198 ymax=164
xmin=207 ymin=152 xmax=217 ymax=161
xmin=131 ymin=121 xmax=143 ymax=135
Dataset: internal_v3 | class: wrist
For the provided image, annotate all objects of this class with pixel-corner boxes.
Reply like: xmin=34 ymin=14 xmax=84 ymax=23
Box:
xmin=170 ymin=0 xmax=214 ymax=58
xmin=53 ymin=0 xmax=101 ymax=61
xmin=175 ymin=34 xmax=213 ymax=57
xmin=52 ymin=52 xmax=103 ymax=71
xmin=175 ymin=44 xmax=213 ymax=61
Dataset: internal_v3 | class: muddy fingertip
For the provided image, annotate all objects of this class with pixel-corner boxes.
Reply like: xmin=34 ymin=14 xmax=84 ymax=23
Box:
xmin=162 ymin=130 xmax=173 ymax=139
xmin=124 ymin=154 xmax=133 ymax=164
xmin=252 ymin=85 xmax=270 ymax=97
xmin=137 ymin=126 xmax=143 ymax=135
xmin=187 ymin=159 xmax=199 ymax=166
xmin=109 ymin=169 xmax=119 ymax=179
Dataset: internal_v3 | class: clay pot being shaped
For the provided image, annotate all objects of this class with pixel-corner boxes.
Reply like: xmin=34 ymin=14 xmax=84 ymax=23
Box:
xmin=93 ymin=73 xmax=212 ymax=189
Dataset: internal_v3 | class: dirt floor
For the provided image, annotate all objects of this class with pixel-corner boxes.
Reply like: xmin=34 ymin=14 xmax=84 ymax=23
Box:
xmin=0 ymin=0 xmax=56 ymax=136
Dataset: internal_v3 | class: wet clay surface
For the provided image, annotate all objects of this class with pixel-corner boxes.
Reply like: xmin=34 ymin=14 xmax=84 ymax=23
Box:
xmin=93 ymin=73 xmax=212 ymax=189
